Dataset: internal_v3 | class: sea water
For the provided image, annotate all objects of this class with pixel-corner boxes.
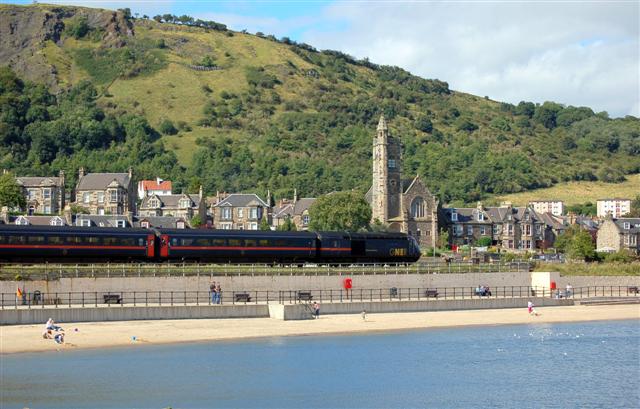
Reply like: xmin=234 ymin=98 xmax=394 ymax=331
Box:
xmin=1 ymin=320 xmax=638 ymax=408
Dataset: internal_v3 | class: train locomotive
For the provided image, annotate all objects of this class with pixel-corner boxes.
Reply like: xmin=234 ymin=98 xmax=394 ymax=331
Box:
xmin=0 ymin=225 xmax=421 ymax=264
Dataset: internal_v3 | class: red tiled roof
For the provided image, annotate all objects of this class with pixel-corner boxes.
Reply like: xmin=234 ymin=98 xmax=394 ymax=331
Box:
xmin=140 ymin=180 xmax=172 ymax=191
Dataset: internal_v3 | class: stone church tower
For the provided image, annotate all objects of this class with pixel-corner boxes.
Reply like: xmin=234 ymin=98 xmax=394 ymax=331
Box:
xmin=371 ymin=115 xmax=402 ymax=223
xmin=366 ymin=115 xmax=439 ymax=249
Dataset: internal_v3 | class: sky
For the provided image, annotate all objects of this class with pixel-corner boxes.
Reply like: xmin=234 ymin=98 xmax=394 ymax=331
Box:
xmin=4 ymin=0 xmax=639 ymax=118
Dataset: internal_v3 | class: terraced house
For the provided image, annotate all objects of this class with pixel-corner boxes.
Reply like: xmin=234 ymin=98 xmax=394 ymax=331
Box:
xmin=138 ymin=187 xmax=205 ymax=222
xmin=597 ymin=216 xmax=640 ymax=254
xmin=210 ymin=193 xmax=270 ymax=230
xmin=73 ymin=168 xmax=135 ymax=215
xmin=16 ymin=171 xmax=65 ymax=215
xmin=442 ymin=202 xmax=563 ymax=251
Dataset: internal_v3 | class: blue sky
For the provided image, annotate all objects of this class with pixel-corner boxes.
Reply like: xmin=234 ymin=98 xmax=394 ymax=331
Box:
xmin=3 ymin=1 xmax=639 ymax=117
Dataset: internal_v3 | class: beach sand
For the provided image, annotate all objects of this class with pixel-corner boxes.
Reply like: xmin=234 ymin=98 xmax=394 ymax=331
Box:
xmin=1 ymin=304 xmax=638 ymax=354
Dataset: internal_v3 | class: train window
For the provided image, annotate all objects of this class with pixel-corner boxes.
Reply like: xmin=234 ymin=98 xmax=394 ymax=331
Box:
xmin=103 ymin=238 xmax=117 ymax=246
xmin=121 ymin=238 xmax=135 ymax=246
xmin=259 ymin=239 xmax=269 ymax=247
xmin=228 ymin=239 xmax=241 ymax=247
xmin=245 ymin=239 xmax=257 ymax=247
xmin=333 ymin=240 xmax=339 ymax=248
xmin=87 ymin=237 xmax=100 ymax=244
xmin=213 ymin=239 xmax=225 ymax=247
xmin=139 ymin=238 xmax=145 ymax=246
xmin=171 ymin=238 xmax=178 ymax=246
xmin=194 ymin=238 xmax=211 ymax=246
xmin=8 ymin=236 xmax=26 ymax=244
xmin=48 ymin=236 xmax=63 ymax=244
xmin=181 ymin=238 xmax=194 ymax=246
xmin=275 ymin=239 xmax=286 ymax=247
xmin=27 ymin=236 xmax=45 ymax=244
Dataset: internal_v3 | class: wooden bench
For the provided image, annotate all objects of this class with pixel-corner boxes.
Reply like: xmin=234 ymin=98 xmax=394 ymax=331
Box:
xmin=103 ymin=294 xmax=122 ymax=304
xmin=628 ymin=286 xmax=639 ymax=295
xmin=425 ymin=289 xmax=439 ymax=298
xmin=234 ymin=293 xmax=251 ymax=303
xmin=297 ymin=291 xmax=313 ymax=301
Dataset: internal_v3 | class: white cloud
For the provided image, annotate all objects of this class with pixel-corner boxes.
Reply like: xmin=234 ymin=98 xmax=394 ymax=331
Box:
xmin=300 ymin=1 xmax=639 ymax=117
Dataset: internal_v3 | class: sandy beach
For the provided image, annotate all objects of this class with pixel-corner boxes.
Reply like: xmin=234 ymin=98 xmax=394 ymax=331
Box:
xmin=1 ymin=304 xmax=638 ymax=354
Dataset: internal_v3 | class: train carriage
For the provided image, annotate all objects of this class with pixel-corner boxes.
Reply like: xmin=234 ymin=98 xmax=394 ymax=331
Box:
xmin=156 ymin=229 xmax=318 ymax=263
xmin=317 ymin=232 xmax=421 ymax=263
xmin=0 ymin=225 xmax=154 ymax=262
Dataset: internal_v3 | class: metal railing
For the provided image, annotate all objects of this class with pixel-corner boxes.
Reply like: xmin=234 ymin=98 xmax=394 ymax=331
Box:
xmin=0 ymin=261 xmax=532 ymax=280
xmin=2 ymin=285 xmax=637 ymax=309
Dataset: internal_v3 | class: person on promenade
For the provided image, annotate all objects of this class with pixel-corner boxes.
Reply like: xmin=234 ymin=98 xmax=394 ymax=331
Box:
xmin=313 ymin=302 xmax=320 ymax=319
xmin=566 ymin=283 xmax=573 ymax=298
xmin=215 ymin=283 xmax=222 ymax=304
xmin=210 ymin=282 xmax=216 ymax=304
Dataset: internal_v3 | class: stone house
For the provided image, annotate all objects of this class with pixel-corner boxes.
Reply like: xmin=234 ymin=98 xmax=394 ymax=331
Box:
xmin=596 ymin=216 xmax=640 ymax=254
xmin=138 ymin=187 xmax=205 ymax=222
xmin=365 ymin=115 xmax=439 ymax=248
xmin=137 ymin=178 xmax=172 ymax=200
xmin=272 ymin=190 xmax=315 ymax=231
xmin=74 ymin=168 xmax=135 ymax=215
xmin=210 ymin=193 xmax=270 ymax=230
xmin=16 ymin=171 xmax=65 ymax=215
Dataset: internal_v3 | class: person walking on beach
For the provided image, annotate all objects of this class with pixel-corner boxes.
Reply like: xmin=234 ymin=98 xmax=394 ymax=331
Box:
xmin=361 ymin=310 xmax=367 ymax=321
xmin=210 ymin=281 xmax=216 ymax=304
xmin=312 ymin=302 xmax=320 ymax=319
xmin=215 ymin=283 xmax=222 ymax=304
xmin=527 ymin=301 xmax=534 ymax=315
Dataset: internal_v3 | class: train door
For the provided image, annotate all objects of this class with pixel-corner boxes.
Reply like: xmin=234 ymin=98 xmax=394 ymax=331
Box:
xmin=146 ymin=234 xmax=156 ymax=258
xmin=159 ymin=234 xmax=170 ymax=258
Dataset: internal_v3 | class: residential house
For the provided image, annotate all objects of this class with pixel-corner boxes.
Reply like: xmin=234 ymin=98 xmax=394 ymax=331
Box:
xmin=272 ymin=190 xmax=316 ymax=231
xmin=529 ymin=200 xmax=564 ymax=216
xmin=137 ymin=178 xmax=172 ymax=200
xmin=138 ymin=187 xmax=205 ymax=222
xmin=597 ymin=198 xmax=631 ymax=218
xmin=10 ymin=215 xmax=67 ymax=226
xmin=596 ymin=216 xmax=640 ymax=254
xmin=16 ymin=171 xmax=65 ymax=215
xmin=74 ymin=214 xmax=132 ymax=228
xmin=134 ymin=216 xmax=188 ymax=229
xmin=210 ymin=193 xmax=270 ymax=230
xmin=74 ymin=168 xmax=135 ymax=215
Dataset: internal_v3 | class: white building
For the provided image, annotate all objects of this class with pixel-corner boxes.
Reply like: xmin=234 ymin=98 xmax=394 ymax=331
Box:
xmin=529 ymin=200 xmax=564 ymax=217
xmin=137 ymin=178 xmax=172 ymax=200
xmin=597 ymin=198 xmax=631 ymax=218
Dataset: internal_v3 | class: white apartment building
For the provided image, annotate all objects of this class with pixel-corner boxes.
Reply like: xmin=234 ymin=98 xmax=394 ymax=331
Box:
xmin=529 ymin=200 xmax=564 ymax=216
xmin=597 ymin=198 xmax=631 ymax=218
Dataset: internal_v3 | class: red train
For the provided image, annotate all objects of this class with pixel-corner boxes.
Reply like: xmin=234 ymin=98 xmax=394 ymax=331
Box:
xmin=0 ymin=225 xmax=421 ymax=264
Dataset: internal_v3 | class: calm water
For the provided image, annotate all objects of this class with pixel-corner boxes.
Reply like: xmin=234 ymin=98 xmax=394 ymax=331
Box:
xmin=1 ymin=320 xmax=639 ymax=409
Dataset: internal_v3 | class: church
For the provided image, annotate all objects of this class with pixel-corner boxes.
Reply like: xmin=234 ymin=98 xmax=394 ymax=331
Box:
xmin=365 ymin=115 xmax=439 ymax=249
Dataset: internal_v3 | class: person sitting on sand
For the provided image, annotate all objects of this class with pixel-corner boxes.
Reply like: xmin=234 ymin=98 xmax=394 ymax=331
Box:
xmin=45 ymin=318 xmax=63 ymax=332
xmin=54 ymin=332 xmax=65 ymax=344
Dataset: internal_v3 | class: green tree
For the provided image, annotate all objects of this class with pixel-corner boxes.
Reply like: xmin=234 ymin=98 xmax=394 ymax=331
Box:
xmin=628 ymin=195 xmax=640 ymax=217
xmin=308 ymin=191 xmax=371 ymax=231
xmin=159 ymin=119 xmax=178 ymax=135
xmin=476 ymin=237 xmax=492 ymax=247
xmin=436 ymin=228 xmax=449 ymax=249
xmin=0 ymin=172 xmax=26 ymax=210
xmin=259 ymin=216 xmax=271 ymax=231
xmin=554 ymin=225 xmax=579 ymax=253
xmin=567 ymin=229 xmax=596 ymax=261
xmin=190 ymin=215 xmax=202 ymax=228
xmin=277 ymin=217 xmax=297 ymax=231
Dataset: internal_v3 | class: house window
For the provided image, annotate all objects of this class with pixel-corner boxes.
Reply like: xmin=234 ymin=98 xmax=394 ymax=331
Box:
xmin=177 ymin=221 xmax=185 ymax=229
xmin=110 ymin=190 xmax=118 ymax=202
xmin=411 ymin=197 xmax=425 ymax=218
xmin=536 ymin=225 xmax=542 ymax=234
xmin=221 ymin=207 xmax=231 ymax=220
xmin=249 ymin=223 xmax=258 ymax=230
xmin=98 ymin=192 xmax=104 ymax=203
xmin=303 ymin=215 xmax=310 ymax=225
xmin=116 ymin=220 xmax=126 ymax=228
xmin=43 ymin=188 xmax=51 ymax=200
xmin=149 ymin=198 xmax=158 ymax=208
xmin=477 ymin=212 xmax=484 ymax=222
xmin=179 ymin=199 xmax=190 ymax=208
xmin=454 ymin=225 xmax=463 ymax=236
xmin=141 ymin=221 xmax=150 ymax=228
xmin=98 ymin=208 xmax=105 ymax=216
xmin=524 ymin=225 xmax=531 ymax=235
xmin=451 ymin=211 xmax=458 ymax=222
xmin=83 ymin=192 xmax=91 ymax=203
xmin=467 ymin=225 xmax=473 ymax=236
xmin=388 ymin=159 xmax=396 ymax=169
xmin=507 ymin=224 xmax=514 ymax=235
xmin=238 ymin=208 xmax=244 ymax=218
xmin=250 ymin=208 xmax=258 ymax=219
xmin=493 ymin=225 xmax=501 ymax=235
xmin=79 ymin=219 xmax=91 ymax=227
xmin=44 ymin=205 xmax=51 ymax=214
xmin=28 ymin=189 xmax=37 ymax=200
xmin=623 ymin=222 xmax=630 ymax=229
xmin=480 ymin=226 xmax=486 ymax=235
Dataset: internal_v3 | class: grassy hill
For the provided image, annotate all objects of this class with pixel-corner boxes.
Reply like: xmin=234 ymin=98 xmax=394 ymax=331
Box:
xmin=1 ymin=3 xmax=639 ymax=203
xmin=495 ymin=174 xmax=640 ymax=207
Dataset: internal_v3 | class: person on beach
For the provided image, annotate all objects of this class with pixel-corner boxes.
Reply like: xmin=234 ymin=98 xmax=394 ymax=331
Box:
xmin=566 ymin=283 xmax=573 ymax=298
xmin=361 ymin=310 xmax=367 ymax=321
xmin=527 ymin=301 xmax=534 ymax=314
xmin=54 ymin=332 xmax=65 ymax=344
xmin=45 ymin=318 xmax=63 ymax=332
xmin=313 ymin=302 xmax=320 ymax=319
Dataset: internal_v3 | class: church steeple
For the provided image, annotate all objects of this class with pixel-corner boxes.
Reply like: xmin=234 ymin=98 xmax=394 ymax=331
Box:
xmin=377 ymin=115 xmax=388 ymax=131
xmin=371 ymin=115 xmax=401 ymax=225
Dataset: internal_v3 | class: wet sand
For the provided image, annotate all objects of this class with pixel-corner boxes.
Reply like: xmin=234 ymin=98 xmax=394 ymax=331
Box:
xmin=1 ymin=304 xmax=638 ymax=354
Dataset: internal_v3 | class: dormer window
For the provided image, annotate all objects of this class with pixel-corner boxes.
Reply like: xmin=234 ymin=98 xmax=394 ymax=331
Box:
xmin=15 ymin=216 xmax=29 ymax=226
xmin=451 ymin=211 xmax=458 ymax=222
xmin=79 ymin=219 xmax=91 ymax=227
xmin=50 ymin=217 xmax=63 ymax=226
xmin=141 ymin=221 xmax=150 ymax=228
xmin=179 ymin=199 xmax=191 ymax=208
xmin=149 ymin=198 xmax=158 ymax=208
xmin=623 ymin=222 xmax=630 ymax=229
xmin=477 ymin=212 xmax=484 ymax=222
xmin=116 ymin=220 xmax=126 ymax=228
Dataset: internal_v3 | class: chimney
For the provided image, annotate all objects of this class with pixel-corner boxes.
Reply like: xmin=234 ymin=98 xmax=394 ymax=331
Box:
xmin=199 ymin=185 xmax=203 ymax=198
xmin=78 ymin=167 xmax=85 ymax=179
xmin=293 ymin=188 xmax=298 ymax=203
xmin=128 ymin=167 xmax=133 ymax=179
xmin=156 ymin=177 xmax=162 ymax=184
xmin=476 ymin=201 xmax=483 ymax=211
xmin=267 ymin=189 xmax=272 ymax=207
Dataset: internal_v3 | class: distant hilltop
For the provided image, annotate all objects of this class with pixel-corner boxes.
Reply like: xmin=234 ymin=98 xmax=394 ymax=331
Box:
xmin=0 ymin=3 xmax=638 ymax=205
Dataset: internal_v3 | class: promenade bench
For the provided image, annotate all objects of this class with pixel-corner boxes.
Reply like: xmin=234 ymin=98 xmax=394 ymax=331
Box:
xmin=103 ymin=294 xmax=122 ymax=304
xmin=628 ymin=286 xmax=639 ymax=295
xmin=425 ymin=289 xmax=439 ymax=298
xmin=234 ymin=293 xmax=251 ymax=303
xmin=297 ymin=291 xmax=313 ymax=301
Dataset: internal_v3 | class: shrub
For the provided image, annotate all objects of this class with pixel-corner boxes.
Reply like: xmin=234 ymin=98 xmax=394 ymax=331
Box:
xmin=159 ymin=119 xmax=178 ymax=135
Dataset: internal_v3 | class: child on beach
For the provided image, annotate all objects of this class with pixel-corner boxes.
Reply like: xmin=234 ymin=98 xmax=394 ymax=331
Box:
xmin=527 ymin=301 xmax=539 ymax=316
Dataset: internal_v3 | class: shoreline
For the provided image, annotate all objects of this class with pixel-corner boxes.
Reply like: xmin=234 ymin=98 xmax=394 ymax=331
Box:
xmin=1 ymin=304 xmax=638 ymax=355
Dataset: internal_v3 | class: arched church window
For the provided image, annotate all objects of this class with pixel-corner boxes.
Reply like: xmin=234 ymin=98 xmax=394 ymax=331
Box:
xmin=411 ymin=197 xmax=425 ymax=218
